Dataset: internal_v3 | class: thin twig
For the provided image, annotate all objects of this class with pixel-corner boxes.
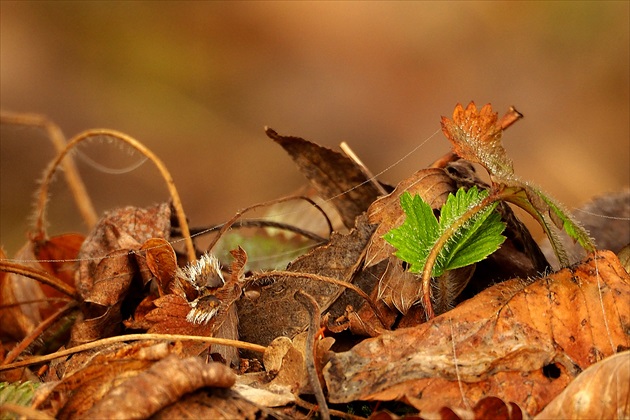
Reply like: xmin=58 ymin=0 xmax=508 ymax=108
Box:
xmin=206 ymin=195 xmax=334 ymax=254
xmin=0 ymin=333 xmax=266 ymax=371
xmin=295 ymin=290 xmax=330 ymax=420
xmin=176 ymin=218 xmax=328 ymax=243
xmin=0 ymin=261 xmax=78 ymax=298
xmin=3 ymin=301 xmax=78 ymax=365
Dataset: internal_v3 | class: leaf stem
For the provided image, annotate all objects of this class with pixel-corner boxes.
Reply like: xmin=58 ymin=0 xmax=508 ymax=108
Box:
xmin=421 ymin=187 xmax=513 ymax=319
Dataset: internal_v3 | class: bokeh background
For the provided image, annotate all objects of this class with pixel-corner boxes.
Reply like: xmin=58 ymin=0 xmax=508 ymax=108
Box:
xmin=1 ymin=1 xmax=628 ymax=255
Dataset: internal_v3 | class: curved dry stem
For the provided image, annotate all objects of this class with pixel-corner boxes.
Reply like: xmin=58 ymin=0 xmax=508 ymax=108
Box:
xmin=420 ymin=191 xmax=506 ymax=319
xmin=250 ymin=270 xmax=388 ymax=327
xmin=0 ymin=333 xmax=267 ymax=371
xmin=206 ymin=195 xmax=333 ymax=253
xmin=0 ymin=260 xmax=78 ymax=299
xmin=34 ymin=129 xmax=196 ymax=263
xmin=1 ymin=111 xmax=98 ymax=232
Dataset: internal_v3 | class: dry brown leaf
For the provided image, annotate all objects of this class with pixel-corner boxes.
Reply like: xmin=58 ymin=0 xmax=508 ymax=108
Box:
xmin=535 ymin=350 xmax=630 ymax=419
xmin=153 ymin=388 xmax=271 ymax=420
xmin=75 ymin=203 xmax=171 ymax=299
xmin=84 ymin=355 xmax=235 ymax=419
xmin=266 ymin=127 xmax=382 ymax=229
xmin=237 ymin=214 xmax=376 ymax=348
xmin=138 ymin=237 xmax=177 ymax=294
xmin=324 ymin=250 xmax=629 ymax=416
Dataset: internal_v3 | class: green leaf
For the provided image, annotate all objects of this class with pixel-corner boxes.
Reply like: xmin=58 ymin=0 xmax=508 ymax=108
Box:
xmin=384 ymin=187 xmax=506 ymax=277
xmin=383 ymin=192 xmax=439 ymax=273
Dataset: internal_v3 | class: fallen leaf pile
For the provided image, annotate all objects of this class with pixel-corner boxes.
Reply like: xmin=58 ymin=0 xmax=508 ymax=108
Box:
xmin=1 ymin=105 xmax=628 ymax=419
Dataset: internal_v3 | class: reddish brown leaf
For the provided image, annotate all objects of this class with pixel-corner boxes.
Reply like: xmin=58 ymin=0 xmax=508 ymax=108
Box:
xmin=324 ymin=251 xmax=630 ymax=416
xmin=266 ymin=127 xmax=382 ymax=229
xmin=144 ymin=294 xmax=214 ymax=355
xmin=0 ymin=243 xmax=49 ymax=339
xmin=34 ymin=233 xmax=84 ymax=303
xmin=139 ymin=237 xmax=177 ymax=295
xmin=440 ymin=102 xmax=516 ymax=180
xmin=75 ymin=203 xmax=171 ymax=300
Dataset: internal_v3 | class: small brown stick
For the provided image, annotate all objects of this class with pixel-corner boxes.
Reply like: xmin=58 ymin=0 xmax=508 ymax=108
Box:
xmin=340 ymin=141 xmax=387 ymax=196
xmin=206 ymin=195 xmax=334 ymax=254
xmin=0 ymin=261 xmax=78 ymax=298
xmin=0 ymin=333 xmax=267 ymax=372
xmin=294 ymin=290 xmax=330 ymax=420
xmin=498 ymin=106 xmax=523 ymax=130
xmin=180 ymin=218 xmax=328 ymax=244
xmin=249 ymin=270 xmax=388 ymax=328
xmin=2 ymin=301 xmax=78 ymax=365
xmin=0 ymin=111 xmax=98 ymax=230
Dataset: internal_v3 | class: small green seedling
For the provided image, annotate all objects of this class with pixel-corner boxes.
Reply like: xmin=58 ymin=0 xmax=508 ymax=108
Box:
xmin=384 ymin=102 xmax=595 ymax=319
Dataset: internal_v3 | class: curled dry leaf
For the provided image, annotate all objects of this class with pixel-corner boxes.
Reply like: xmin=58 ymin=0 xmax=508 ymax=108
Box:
xmin=84 ymin=355 xmax=236 ymax=419
xmin=69 ymin=203 xmax=171 ymax=344
xmin=266 ymin=127 xmax=381 ymax=229
xmin=324 ymin=251 xmax=630 ymax=416
xmin=138 ymin=237 xmax=178 ymax=295
xmin=535 ymin=350 xmax=629 ymax=419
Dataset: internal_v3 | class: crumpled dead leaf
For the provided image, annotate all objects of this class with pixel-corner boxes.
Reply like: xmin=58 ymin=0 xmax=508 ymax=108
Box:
xmin=70 ymin=203 xmax=171 ymax=344
xmin=266 ymin=127 xmax=382 ymax=229
xmin=237 ymin=213 xmax=377 ymax=348
xmin=324 ymin=250 xmax=629 ymax=416
xmin=75 ymin=203 xmax=171 ymax=299
xmin=84 ymin=355 xmax=236 ymax=419
xmin=535 ymin=350 xmax=630 ymax=419
xmin=0 ymin=234 xmax=83 ymax=340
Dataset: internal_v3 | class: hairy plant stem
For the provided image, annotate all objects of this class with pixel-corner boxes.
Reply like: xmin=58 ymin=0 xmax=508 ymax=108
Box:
xmin=421 ymin=186 xmax=515 ymax=319
xmin=34 ymin=129 xmax=196 ymax=263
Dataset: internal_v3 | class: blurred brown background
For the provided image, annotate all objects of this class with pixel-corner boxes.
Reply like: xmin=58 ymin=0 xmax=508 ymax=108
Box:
xmin=1 ymin=1 xmax=628 ymax=255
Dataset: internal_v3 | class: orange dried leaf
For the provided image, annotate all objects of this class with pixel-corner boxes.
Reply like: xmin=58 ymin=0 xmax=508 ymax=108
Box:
xmin=535 ymin=351 xmax=629 ymax=419
xmin=440 ymin=102 xmax=515 ymax=180
xmin=324 ymin=250 xmax=630 ymax=416
xmin=139 ymin=238 xmax=177 ymax=295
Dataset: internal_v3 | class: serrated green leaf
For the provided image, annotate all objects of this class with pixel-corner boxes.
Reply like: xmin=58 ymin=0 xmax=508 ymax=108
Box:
xmin=384 ymin=186 xmax=506 ymax=278
xmin=383 ymin=192 xmax=439 ymax=273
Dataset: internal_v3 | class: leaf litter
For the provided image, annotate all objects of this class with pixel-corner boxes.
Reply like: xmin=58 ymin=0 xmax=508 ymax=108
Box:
xmin=1 ymin=105 xmax=629 ymax=419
